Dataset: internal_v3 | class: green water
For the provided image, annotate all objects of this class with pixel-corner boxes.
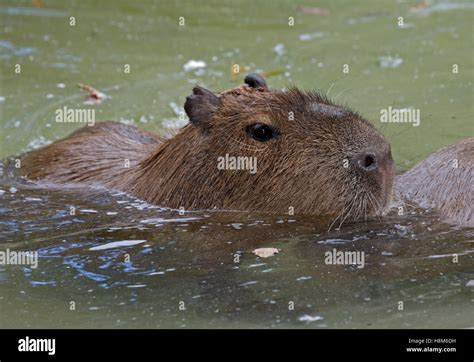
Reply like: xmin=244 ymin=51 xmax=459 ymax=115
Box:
xmin=0 ymin=0 xmax=473 ymax=328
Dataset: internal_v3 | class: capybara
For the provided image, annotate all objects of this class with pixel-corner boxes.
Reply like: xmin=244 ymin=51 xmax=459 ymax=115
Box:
xmin=17 ymin=74 xmax=395 ymax=222
xmin=395 ymin=138 xmax=473 ymax=227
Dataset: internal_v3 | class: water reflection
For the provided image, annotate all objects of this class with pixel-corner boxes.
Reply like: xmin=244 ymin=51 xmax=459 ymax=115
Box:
xmin=0 ymin=171 xmax=472 ymax=328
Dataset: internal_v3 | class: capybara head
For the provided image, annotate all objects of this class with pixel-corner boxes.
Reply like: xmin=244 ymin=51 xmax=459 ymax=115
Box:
xmin=185 ymin=74 xmax=394 ymax=218
xmin=181 ymin=73 xmax=394 ymax=221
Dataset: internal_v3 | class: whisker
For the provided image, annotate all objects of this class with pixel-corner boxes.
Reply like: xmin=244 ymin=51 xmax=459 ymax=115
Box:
xmin=367 ymin=192 xmax=383 ymax=221
xmin=327 ymin=197 xmax=353 ymax=232
xmin=337 ymin=193 xmax=359 ymax=230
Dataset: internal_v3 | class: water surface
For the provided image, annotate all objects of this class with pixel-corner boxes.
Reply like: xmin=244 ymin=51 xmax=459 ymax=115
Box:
xmin=0 ymin=0 xmax=473 ymax=328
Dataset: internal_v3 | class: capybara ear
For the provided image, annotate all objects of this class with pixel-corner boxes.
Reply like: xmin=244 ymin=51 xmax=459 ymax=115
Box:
xmin=184 ymin=86 xmax=219 ymax=128
xmin=244 ymin=73 xmax=268 ymax=91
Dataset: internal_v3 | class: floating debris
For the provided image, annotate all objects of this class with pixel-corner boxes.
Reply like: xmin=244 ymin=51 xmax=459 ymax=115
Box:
xmin=78 ymin=83 xmax=107 ymax=104
xmin=148 ymin=271 xmax=165 ymax=276
xmin=253 ymin=248 xmax=281 ymax=258
xmin=230 ymin=223 xmax=242 ymax=230
xmin=298 ymin=32 xmax=327 ymax=41
xmin=298 ymin=314 xmax=324 ymax=322
xmin=273 ymin=43 xmax=286 ymax=56
xmin=89 ymin=239 xmax=147 ymax=251
xmin=239 ymin=281 xmax=258 ymax=286
xmin=183 ymin=59 xmax=206 ymax=72
xmin=378 ymin=55 xmax=403 ymax=68
xmin=318 ymin=238 xmax=351 ymax=244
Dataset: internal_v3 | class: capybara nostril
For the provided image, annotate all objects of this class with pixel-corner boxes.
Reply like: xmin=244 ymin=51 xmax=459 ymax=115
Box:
xmin=356 ymin=152 xmax=378 ymax=171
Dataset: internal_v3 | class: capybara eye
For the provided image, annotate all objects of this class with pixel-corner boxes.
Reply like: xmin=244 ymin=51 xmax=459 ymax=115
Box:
xmin=247 ymin=123 xmax=278 ymax=142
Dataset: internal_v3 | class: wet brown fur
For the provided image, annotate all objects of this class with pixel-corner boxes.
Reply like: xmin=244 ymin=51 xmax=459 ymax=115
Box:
xmin=18 ymin=83 xmax=395 ymax=221
xmin=395 ymin=138 xmax=473 ymax=227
